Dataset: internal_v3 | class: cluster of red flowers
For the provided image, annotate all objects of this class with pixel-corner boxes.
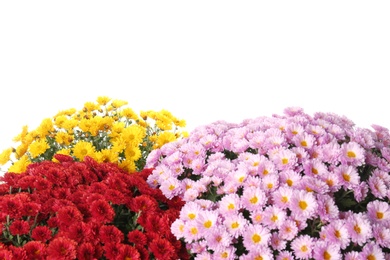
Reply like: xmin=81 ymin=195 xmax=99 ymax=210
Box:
xmin=0 ymin=154 xmax=189 ymax=260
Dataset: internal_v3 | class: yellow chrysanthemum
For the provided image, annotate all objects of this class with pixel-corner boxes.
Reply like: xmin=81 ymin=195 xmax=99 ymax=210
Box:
xmin=154 ymin=131 xmax=177 ymax=149
xmin=119 ymin=159 xmax=136 ymax=173
xmin=125 ymin=146 xmax=142 ymax=162
xmin=0 ymin=148 xmax=12 ymax=165
xmin=95 ymin=149 xmax=119 ymax=163
xmin=35 ymin=118 xmax=55 ymax=139
xmin=55 ymin=131 xmax=73 ymax=146
xmin=28 ymin=139 xmax=50 ymax=158
xmin=72 ymin=141 xmax=96 ymax=161
xmin=120 ymin=107 xmax=140 ymax=121
xmin=96 ymin=96 xmax=111 ymax=106
xmin=8 ymin=154 xmax=30 ymax=173
xmin=12 ymin=125 xmax=29 ymax=143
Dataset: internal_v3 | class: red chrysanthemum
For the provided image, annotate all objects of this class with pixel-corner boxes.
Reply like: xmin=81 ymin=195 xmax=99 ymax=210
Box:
xmin=57 ymin=205 xmax=83 ymax=229
xmin=118 ymin=244 xmax=141 ymax=260
xmin=77 ymin=242 xmax=100 ymax=260
xmin=9 ymin=219 xmax=30 ymax=235
xmin=23 ymin=241 xmax=46 ymax=260
xmin=130 ymin=194 xmax=159 ymax=213
xmin=31 ymin=226 xmax=52 ymax=242
xmin=7 ymin=245 xmax=27 ymax=260
xmin=0 ymin=249 xmax=13 ymax=260
xmin=46 ymin=237 xmax=77 ymax=260
xmin=22 ymin=201 xmax=41 ymax=217
xmin=127 ymin=230 xmax=147 ymax=246
xmin=102 ymin=242 xmax=123 ymax=260
xmin=148 ymin=237 xmax=177 ymax=260
xmin=90 ymin=199 xmax=115 ymax=224
xmin=66 ymin=221 xmax=92 ymax=244
xmin=99 ymin=225 xmax=124 ymax=244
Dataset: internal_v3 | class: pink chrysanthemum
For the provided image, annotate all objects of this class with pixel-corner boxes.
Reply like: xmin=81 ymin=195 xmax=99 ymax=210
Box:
xmin=242 ymin=224 xmax=271 ymax=250
xmin=367 ymin=200 xmax=390 ymax=225
xmin=290 ymin=234 xmax=314 ymax=259
xmin=290 ymin=190 xmax=318 ymax=220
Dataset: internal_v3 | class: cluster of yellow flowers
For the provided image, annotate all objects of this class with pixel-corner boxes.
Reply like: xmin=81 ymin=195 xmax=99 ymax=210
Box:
xmin=0 ymin=96 xmax=187 ymax=173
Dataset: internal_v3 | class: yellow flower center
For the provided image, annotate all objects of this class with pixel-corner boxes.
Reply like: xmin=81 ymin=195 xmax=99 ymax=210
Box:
xmin=301 ymin=245 xmax=308 ymax=252
xmin=377 ymin=212 xmax=384 ymax=219
xmin=188 ymin=213 xmax=196 ymax=220
xmin=354 ymin=224 xmax=361 ymax=234
xmin=299 ymin=201 xmax=308 ymax=210
xmin=168 ymin=184 xmax=175 ymax=190
xmin=282 ymin=158 xmax=288 ymax=164
xmin=228 ymin=203 xmax=235 ymax=210
xmin=252 ymin=234 xmax=261 ymax=243
xmin=190 ymin=227 xmax=198 ymax=235
xmin=250 ymin=196 xmax=258 ymax=204
xmin=324 ymin=251 xmax=331 ymax=260
xmin=231 ymin=222 xmax=239 ymax=229
xmin=312 ymin=168 xmax=318 ymax=174
xmin=347 ymin=151 xmax=356 ymax=158
xmin=204 ymin=220 xmax=212 ymax=228
xmin=286 ymin=179 xmax=293 ymax=186
xmin=300 ymin=140 xmax=307 ymax=147
xmin=342 ymin=173 xmax=350 ymax=182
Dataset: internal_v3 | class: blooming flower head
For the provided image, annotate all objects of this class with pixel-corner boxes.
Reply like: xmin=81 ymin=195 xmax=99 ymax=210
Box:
xmin=290 ymin=190 xmax=318 ymax=220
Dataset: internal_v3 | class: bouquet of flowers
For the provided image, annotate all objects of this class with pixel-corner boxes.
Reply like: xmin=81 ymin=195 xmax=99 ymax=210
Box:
xmin=0 ymin=154 xmax=190 ymax=259
xmin=0 ymin=96 xmax=187 ymax=174
xmin=145 ymin=107 xmax=390 ymax=259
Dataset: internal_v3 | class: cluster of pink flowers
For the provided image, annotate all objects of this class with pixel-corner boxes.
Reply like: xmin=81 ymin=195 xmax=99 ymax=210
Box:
xmin=146 ymin=107 xmax=390 ymax=259
xmin=0 ymin=154 xmax=189 ymax=260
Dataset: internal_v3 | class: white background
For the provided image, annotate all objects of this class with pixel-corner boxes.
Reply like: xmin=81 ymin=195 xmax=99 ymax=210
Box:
xmin=1 ymin=1 xmax=390 ymax=157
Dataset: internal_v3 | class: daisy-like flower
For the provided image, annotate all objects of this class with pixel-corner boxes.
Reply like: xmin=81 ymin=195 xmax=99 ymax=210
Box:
xmin=368 ymin=175 xmax=388 ymax=199
xmin=218 ymin=193 xmax=241 ymax=215
xmin=316 ymin=194 xmax=340 ymax=223
xmin=290 ymin=234 xmax=314 ymax=259
xmin=271 ymin=185 xmax=293 ymax=209
xmin=195 ymin=209 xmax=219 ymax=236
xmin=372 ymin=224 xmax=390 ymax=248
xmin=213 ymin=246 xmax=237 ymax=260
xmin=319 ymin=219 xmax=350 ymax=250
xmin=367 ymin=200 xmax=390 ymax=225
xmin=345 ymin=212 xmax=373 ymax=246
xmin=303 ymin=159 xmax=328 ymax=177
xmin=279 ymin=169 xmax=302 ymax=187
xmin=183 ymin=220 xmax=202 ymax=243
xmin=276 ymin=250 xmax=295 ymax=260
xmin=279 ymin=218 xmax=299 ymax=241
xmin=269 ymin=147 xmax=297 ymax=171
xmin=242 ymin=224 xmax=271 ymax=250
xmin=340 ymin=141 xmax=365 ymax=166
xmin=292 ymin=132 xmax=316 ymax=150
xmin=204 ymin=226 xmax=232 ymax=252
xmin=240 ymin=185 xmax=266 ymax=211
xmin=159 ymin=176 xmax=183 ymax=199
xmin=240 ymin=246 xmax=273 ymax=260
xmin=179 ymin=201 xmax=202 ymax=222
xmin=333 ymin=164 xmax=360 ymax=189
xmin=261 ymin=173 xmax=280 ymax=193
xmin=290 ymin=190 xmax=318 ymax=220
xmin=312 ymin=241 xmax=342 ymax=260
xmin=270 ymin=232 xmax=287 ymax=251
xmin=223 ymin=213 xmax=248 ymax=238
xmin=360 ymin=242 xmax=385 ymax=260
xmin=262 ymin=204 xmax=286 ymax=229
